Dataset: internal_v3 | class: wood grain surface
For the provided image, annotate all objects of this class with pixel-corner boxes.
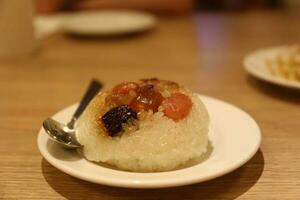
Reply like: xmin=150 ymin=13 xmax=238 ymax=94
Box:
xmin=0 ymin=11 xmax=300 ymax=200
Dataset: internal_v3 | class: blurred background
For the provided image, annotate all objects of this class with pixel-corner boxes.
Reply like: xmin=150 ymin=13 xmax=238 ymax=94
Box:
xmin=36 ymin=0 xmax=300 ymax=14
xmin=1 ymin=0 xmax=300 ymax=199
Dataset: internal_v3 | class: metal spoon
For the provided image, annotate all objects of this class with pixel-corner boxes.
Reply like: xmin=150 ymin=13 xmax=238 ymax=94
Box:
xmin=43 ymin=80 xmax=102 ymax=149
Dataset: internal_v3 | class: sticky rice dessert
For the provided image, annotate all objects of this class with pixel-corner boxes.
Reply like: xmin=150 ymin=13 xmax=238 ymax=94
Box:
xmin=75 ymin=78 xmax=209 ymax=172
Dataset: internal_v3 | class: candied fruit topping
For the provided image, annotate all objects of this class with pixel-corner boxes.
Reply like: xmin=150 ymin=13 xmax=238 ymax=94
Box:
xmin=102 ymin=105 xmax=137 ymax=136
xmin=100 ymin=79 xmax=193 ymax=136
xmin=161 ymin=93 xmax=192 ymax=120
xmin=112 ymin=82 xmax=139 ymax=95
xmin=105 ymin=92 xmax=136 ymax=107
xmin=130 ymin=85 xmax=164 ymax=112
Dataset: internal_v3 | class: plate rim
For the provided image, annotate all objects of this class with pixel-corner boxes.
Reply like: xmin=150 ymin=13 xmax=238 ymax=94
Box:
xmin=38 ymin=95 xmax=261 ymax=188
xmin=243 ymin=45 xmax=300 ymax=90
xmin=60 ymin=10 xmax=157 ymax=36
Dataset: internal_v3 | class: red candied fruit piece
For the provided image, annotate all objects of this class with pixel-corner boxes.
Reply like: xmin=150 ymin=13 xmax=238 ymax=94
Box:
xmin=106 ymin=82 xmax=139 ymax=106
xmin=130 ymin=85 xmax=163 ymax=112
xmin=161 ymin=93 xmax=192 ymax=120
xmin=112 ymin=82 xmax=139 ymax=95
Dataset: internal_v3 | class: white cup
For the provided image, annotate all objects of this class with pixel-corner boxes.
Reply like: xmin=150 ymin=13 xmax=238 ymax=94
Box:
xmin=0 ymin=0 xmax=36 ymax=58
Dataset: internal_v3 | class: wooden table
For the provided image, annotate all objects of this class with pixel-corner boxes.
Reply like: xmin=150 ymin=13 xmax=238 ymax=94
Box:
xmin=1 ymin=11 xmax=299 ymax=199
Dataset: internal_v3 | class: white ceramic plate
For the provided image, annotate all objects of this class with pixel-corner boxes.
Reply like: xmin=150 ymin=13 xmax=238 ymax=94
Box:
xmin=37 ymin=95 xmax=261 ymax=188
xmin=244 ymin=46 xmax=300 ymax=89
xmin=60 ymin=10 xmax=156 ymax=36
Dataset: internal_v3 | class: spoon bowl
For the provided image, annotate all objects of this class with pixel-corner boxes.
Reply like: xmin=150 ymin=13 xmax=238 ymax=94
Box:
xmin=42 ymin=80 xmax=102 ymax=149
xmin=43 ymin=118 xmax=82 ymax=149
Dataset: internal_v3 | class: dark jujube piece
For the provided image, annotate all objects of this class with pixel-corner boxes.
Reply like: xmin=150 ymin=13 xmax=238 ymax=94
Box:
xmin=101 ymin=105 xmax=137 ymax=136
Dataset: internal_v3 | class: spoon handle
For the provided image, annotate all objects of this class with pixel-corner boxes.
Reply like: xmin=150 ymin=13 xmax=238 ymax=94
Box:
xmin=68 ymin=79 xmax=102 ymax=128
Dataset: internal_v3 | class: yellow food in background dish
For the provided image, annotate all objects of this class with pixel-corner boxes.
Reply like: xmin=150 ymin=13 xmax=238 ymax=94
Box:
xmin=267 ymin=45 xmax=300 ymax=81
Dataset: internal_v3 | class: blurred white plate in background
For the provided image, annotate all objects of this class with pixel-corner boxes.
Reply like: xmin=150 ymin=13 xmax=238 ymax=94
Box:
xmin=34 ymin=10 xmax=157 ymax=38
xmin=61 ymin=10 xmax=157 ymax=36
xmin=244 ymin=46 xmax=300 ymax=89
